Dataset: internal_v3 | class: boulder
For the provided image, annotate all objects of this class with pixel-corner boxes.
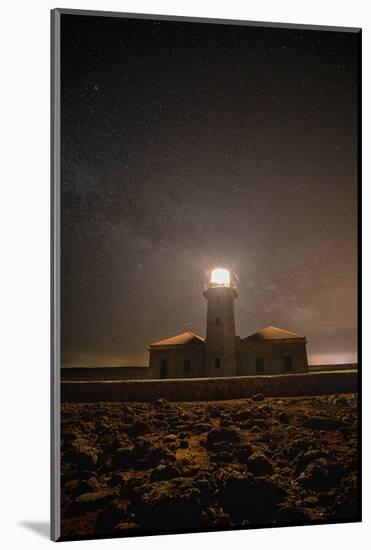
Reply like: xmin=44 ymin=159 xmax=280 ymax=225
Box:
xmin=126 ymin=420 xmax=149 ymax=436
xmin=219 ymin=471 xmax=287 ymax=523
xmin=302 ymin=416 xmax=346 ymax=431
xmin=112 ymin=443 xmax=135 ymax=467
xmin=75 ymin=488 xmax=118 ymax=504
xmin=204 ymin=428 xmax=241 ymax=451
xmin=277 ymin=412 xmax=290 ymax=424
xmin=64 ymin=437 xmax=100 ymax=469
xmin=72 ymin=476 xmax=99 ymax=496
xmin=131 ymin=478 xmax=209 ymax=530
xmin=150 ymin=464 xmax=181 ymax=482
xmin=231 ymin=410 xmax=254 ymax=422
xmin=153 ymin=398 xmax=171 ymax=409
xmin=190 ymin=423 xmax=213 ymax=433
xmin=295 ymin=449 xmax=330 ymax=473
xmin=233 ymin=443 xmax=253 ymax=463
xmin=65 ymin=488 xmax=118 ymax=517
xmin=163 ymin=434 xmax=178 ymax=444
xmin=332 ymin=486 xmax=359 ymax=520
xmin=95 ymin=503 xmax=128 ymax=534
xmin=251 ymin=393 xmax=265 ymax=402
xmin=246 ymin=453 xmax=274 ymax=476
xmin=249 ymin=425 xmax=262 ymax=433
xmin=136 ymin=445 xmax=176 ymax=469
xmin=297 ymin=459 xmax=343 ymax=490
xmin=275 ymin=505 xmax=311 ymax=523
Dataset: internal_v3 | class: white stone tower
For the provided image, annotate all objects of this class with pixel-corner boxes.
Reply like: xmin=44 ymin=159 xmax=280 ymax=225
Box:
xmin=203 ymin=268 xmax=238 ymax=377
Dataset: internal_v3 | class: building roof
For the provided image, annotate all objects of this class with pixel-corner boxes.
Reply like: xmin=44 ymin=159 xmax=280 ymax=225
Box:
xmin=150 ymin=331 xmax=205 ymax=347
xmin=243 ymin=326 xmax=305 ymax=341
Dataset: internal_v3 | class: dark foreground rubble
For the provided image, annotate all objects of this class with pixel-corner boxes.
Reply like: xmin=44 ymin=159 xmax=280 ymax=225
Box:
xmin=60 ymin=394 xmax=359 ymax=538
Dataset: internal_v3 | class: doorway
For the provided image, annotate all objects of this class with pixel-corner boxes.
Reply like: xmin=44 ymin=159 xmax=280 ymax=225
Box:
xmin=160 ymin=360 xmax=168 ymax=379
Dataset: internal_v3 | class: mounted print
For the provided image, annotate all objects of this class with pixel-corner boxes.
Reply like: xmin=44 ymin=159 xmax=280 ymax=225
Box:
xmin=51 ymin=8 xmax=361 ymax=542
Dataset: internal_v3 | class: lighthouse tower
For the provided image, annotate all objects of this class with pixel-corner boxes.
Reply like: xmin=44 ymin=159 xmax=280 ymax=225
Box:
xmin=203 ymin=268 xmax=238 ymax=377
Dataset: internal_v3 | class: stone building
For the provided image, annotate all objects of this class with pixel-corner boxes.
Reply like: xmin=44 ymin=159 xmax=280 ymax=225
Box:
xmin=148 ymin=268 xmax=308 ymax=379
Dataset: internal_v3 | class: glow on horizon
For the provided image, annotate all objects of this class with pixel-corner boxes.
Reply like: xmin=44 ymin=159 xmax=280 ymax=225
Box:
xmin=308 ymin=352 xmax=358 ymax=366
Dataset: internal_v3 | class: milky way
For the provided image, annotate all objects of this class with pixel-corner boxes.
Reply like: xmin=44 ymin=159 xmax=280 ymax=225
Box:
xmin=60 ymin=14 xmax=359 ymax=367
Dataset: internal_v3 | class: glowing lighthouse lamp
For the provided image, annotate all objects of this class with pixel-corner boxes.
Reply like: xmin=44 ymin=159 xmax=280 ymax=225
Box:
xmin=210 ymin=267 xmax=231 ymax=287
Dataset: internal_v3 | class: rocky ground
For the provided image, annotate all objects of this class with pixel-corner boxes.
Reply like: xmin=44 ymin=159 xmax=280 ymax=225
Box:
xmin=60 ymin=393 xmax=359 ymax=539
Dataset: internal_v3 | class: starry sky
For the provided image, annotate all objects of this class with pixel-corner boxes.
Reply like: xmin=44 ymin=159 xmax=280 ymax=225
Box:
xmin=60 ymin=14 xmax=359 ymax=367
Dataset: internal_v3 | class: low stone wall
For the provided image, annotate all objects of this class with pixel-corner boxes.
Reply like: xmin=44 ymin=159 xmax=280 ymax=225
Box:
xmin=61 ymin=367 xmax=149 ymax=381
xmin=61 ymin=370 xmax=358 ymax=403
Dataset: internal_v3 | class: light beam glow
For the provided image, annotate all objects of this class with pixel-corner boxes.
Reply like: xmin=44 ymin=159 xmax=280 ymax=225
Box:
xmin=211 ymin=267 xmax=230 ymax=286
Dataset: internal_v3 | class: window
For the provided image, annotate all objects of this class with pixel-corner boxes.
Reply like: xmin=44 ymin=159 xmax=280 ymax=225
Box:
xmin=215 ymin=357 xmax=221 ymax=369
xmin=255 ymin=357 xmax=264 ymax=373
xmin=283 ymin=356 xmax=293 ymax=371
xmin=215 ymin=316 xmax=221 ymax=325
xmin=160 ymin=360 xmax=168 ymax=379
xmin=184 ymin=360 xmax=191 ymax=374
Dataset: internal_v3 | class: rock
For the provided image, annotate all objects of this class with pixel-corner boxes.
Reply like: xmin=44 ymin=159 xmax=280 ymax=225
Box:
xmin=99 ymin=432 xmax=123 ymax=452
xmin=96 ymin=415 xmax=111 ymax=431
xmin=241 ymin=418 xmax=267 ymax=429
xmin=210 ymin=451 xmax=234 ymax=464
xmin=107 ymin=474 xmax=124 ymax=487
xmin=150 ymin=464 xmax=181 ymax=482
xmin=190 ymin=423 xmax=213 ymax=433
xmin=291 ymin=438 xmax=311 ymax=453
xmin=153 ymin=398 xmax=171 ymax=409
xmin=250 ymin=425 xmax=262 ymax=433
xmin=112 ymin=443 xmax=135 ymax=467
xmin=277 ymin=412 xmax=290 ymax=424
xmin=276 ymin=505 xmax=310 ymax=523
xmin=62 ymin=428 xmax=78 ymax=442
xmin=163 ymin=434 xmax=177 ymax=444
xmin=72 ymin=476 xmax=99 ymax=496
xmin=233 ymin=443 xmax=253 ymax=463
xmin=328 ymin=395 xmax=347 ymax=407
xmin=137 ymin=445 xmax=176 ymax=469
xmin=126 ymin=420 xmax=149 ymax=436
xmin=75 ymin=488 xmax=118 ymax=504
xmin=131 ymin=478 xmax=209 ymax=530
xmin=297 ymin=459 xmax=343 ymax=490
xmin=332 ymin=486 xmax=359 ymax=520
xmin=179 ymin=440 xmax=189 ymax=449
xmin=302 ymin=496 xmax=319 ymax=507
xmin=302 ymin=416 xmax=346 ymax=431
xmin=204 ymin=428 xmax=241 ymax=451
xmin=219 ymin=471 xmax=287 ymax=523
xmin=65 ymin=488 xmax=119 ymax=517
xmin=252 ymin=393 xmax=264 ymax=402
xmin=295 ymin=449 xmax=330 ymax=473
xmin=297 ymin=461 xmax=328 ymax=490
xmin=219 ymin=419 xmax=234 ymax=428
xmin=231 ymin=410 xmax=253 ymax=422
xmin=95 ymin=503 xmax=128 ymax=533
xmin=64 ymin=438 xmax=100 ymax=469
xmin=246 ymin=453 xmax=274 ymax=476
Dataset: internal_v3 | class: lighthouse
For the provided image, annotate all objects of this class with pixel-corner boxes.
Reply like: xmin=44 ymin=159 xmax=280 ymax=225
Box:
xmin=203 ymin=268 xmax=238 ymax=377
xmin=148 ymin=267 xmax=308 ymax=379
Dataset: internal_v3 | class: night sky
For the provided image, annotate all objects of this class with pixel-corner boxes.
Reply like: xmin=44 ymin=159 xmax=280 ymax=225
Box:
xmin=60 ymin=14 xmax=359 ymax=367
